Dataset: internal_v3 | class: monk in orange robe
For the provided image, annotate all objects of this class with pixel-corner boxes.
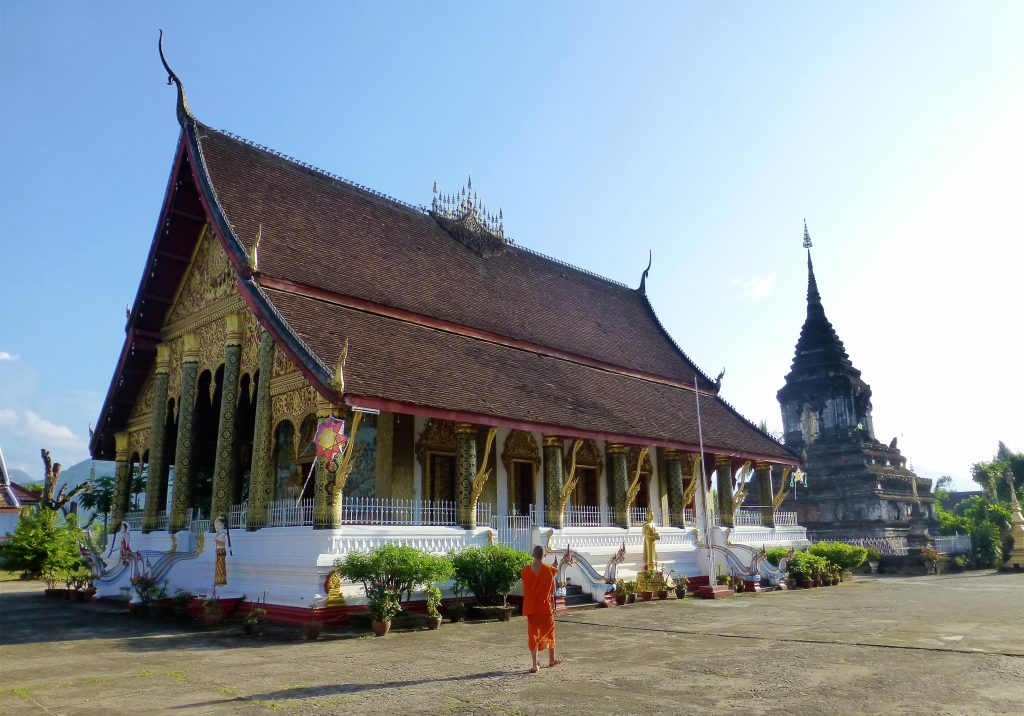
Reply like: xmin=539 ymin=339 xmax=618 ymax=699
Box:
xmin=520 ymin=545 xmax=562 ymax=673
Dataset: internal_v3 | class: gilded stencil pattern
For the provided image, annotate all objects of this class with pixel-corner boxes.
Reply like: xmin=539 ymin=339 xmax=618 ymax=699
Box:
xmin=628 ymin=446 xmax=653 ymax=475
xmin=240 ymin=311 xmax=261 ymax=375
xmin=170 ymin=361 xmax=199 ymax=531
xmin=210 ymin=344 xmax=242 ymax=521
xmin=610 ymin=449 xmax=629 ymax=526
xmin=197 ymin=320 xmax=227 ymax=378
xmin=455 ymin=429 xmax=476 ymax=521
xmin=568 ymin=439 xmax=603 ymax=479
xmin=127 ymin=370 xmax=156 ymax=428
xmin=167 ymin=338 xmax=184 ymax=404
xmin=543 ymin=443 xmax=564 ymax=527
xmin=128 ymin=428 xmax=150 ymax=460
xmin=272 ymin=341 xmax=299 ymax=378
xmin=247 ymin=332 xmax=276 ymax=529
xmin=143 ymin=372 xmax=170 ymax=531
xmin=501 ymin=430 xmax=540 ymax=478
xmin=271 ymin=385 xmax=318 ymax=455
xmin=166 ymin=225 xmax=236 ymax=326
xmin=664 ymin=453 xmax=686 ymax=526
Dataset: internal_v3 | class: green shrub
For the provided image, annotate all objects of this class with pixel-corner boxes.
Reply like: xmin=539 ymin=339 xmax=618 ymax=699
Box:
xmin=786 ymin=552 xmax=830 ymax=584
xmin=0 ymin=509 xmax=84 ymax=579
xmin=449 ymin=544 xmax=531 ymax=606
xmin=808 ymin=542 xmax=868 ymax=571
xmin=334 ymin=544 xmax=454 ymax=605
xmin=765 ymin=547 xmax=791 ymax=567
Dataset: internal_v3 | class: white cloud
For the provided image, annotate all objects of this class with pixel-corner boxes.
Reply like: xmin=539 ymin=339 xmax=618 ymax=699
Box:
xmin=730 ymin=274 xmax=777 ymax=301
xmin=0 ymin=351 xmax=18 ymax=361
xmin=0 ymin=407 xmax=87 ymax=456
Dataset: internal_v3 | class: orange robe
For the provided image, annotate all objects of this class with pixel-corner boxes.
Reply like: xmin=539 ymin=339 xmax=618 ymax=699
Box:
xmin=520 ymin=563 xmax=557 ymax=651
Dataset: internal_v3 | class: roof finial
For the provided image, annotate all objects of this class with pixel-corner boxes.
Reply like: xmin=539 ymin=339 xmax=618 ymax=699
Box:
xmin=803 ymin=219 xmax=812 ymax=249
xmin=250 ymin=224 xmax=263 ymax=271
xmin=638 ymin=250 xmax=652 ymax=295
xmin=158 ymin=30 xmax=194 ymax=127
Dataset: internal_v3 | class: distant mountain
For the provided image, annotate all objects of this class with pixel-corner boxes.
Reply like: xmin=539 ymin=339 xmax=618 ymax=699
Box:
xmin=8 ymin=468 xmax=34 ymax=487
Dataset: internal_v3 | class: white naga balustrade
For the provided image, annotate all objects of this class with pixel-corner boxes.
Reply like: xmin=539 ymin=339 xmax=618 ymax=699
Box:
xmin=563 ymin=505 xmax=611 ymax=527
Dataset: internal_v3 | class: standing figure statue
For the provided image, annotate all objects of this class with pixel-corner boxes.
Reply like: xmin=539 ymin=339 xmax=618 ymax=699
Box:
xmin=642 ymin=510 xmax=660 ymax=569
xmin=213 ymin=514 xmax=232 ymax=587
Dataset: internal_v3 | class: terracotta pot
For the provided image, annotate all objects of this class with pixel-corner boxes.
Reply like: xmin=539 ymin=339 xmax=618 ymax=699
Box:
xmin=640 ymin=592 xmax=653 ymax=602
xmin=426 ymin=615 xmax=442 ymax=630
xmin=371 ymin=619 xmax=391 ymax=637
xmin=626 ymin=594 xmax=636 ymax=604
xmin=304 ymin=622 xmax=323 ymax=640
xmin=657 ymin=591 xmax=669 ymax=600
xmin=614 ymin=594 xmax=627 ymax=606
xmin=675 ymin=587 xmax=687 ymax=599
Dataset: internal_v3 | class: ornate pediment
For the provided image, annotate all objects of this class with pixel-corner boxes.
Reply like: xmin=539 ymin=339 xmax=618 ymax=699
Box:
xmin=165 ymin=225 xmax=238 ymax=328
xmin=415 ymin=418 xmax=456 ymax=469
xmin=502 ymin=430 xmax=540 ymax=477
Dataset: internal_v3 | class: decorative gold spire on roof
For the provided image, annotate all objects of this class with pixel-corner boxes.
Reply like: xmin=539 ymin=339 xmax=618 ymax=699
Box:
xmin=158 ymin=30 xmax=195 ymax=127
xmin=430 ymin=176 xmax=507 ymax=256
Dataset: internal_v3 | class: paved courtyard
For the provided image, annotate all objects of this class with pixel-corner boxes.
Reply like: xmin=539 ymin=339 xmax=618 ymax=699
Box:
xmin=2 ymin=572 xmax=1023 ymax=715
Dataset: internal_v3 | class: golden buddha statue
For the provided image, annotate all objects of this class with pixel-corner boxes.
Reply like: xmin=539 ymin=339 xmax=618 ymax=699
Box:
xmin=642 ymin=510 xmax=660 ymax=569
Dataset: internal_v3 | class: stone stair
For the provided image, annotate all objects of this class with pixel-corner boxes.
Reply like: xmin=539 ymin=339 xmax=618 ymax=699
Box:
xmin=562 ymin=583 xmax=598 ymax=609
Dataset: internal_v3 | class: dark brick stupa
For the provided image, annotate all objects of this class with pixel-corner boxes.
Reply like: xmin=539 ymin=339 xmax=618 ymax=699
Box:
xmin=776 ymin=223 xmax=936 ymax=545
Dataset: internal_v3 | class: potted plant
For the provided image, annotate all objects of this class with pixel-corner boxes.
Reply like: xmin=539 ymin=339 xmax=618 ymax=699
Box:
xmin=367 ymin=582 xmax=401 ymax=636
xmin=424 ymin=585 xmax=443 ymax=630
xmin=202 ymin=595 xmax=223 ymax=627
xmin=921 ymin=547 xmax=939 ymax=574
xmin=303 ymin=595 xmax=325 ymax=640
xmin=613 ymin=579 xmax=628 ymax=606
xmin=242 ymin=607 xmax=267 ymax=636
xmin=131 ymin=573 xmax=166 ymax=616
xmin=449 ymin=544 xmax=531 ymax=621
xmin=671 ymin=572 xmax=689 ymax=599
xmin=624 ymin=579 xmax=637 ymax=604
xmin=866 ymin=546 xmax=882 ymax=574
xmin=637 ymin=567 xmax=656 ymax=601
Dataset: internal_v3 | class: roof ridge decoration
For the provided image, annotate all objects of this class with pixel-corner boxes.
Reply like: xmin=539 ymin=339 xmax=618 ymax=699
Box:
xmin=430 ymin=176 xmax=509 ymax=257
xmin=158 ymin=30 xmax=194 ymax=128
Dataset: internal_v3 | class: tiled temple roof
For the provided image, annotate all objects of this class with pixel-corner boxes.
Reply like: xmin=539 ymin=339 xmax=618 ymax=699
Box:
xmin=92 ymin=108 xmax=797 ymax=463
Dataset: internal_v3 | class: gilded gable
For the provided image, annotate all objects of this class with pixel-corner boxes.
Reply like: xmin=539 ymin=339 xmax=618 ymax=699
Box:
xmin=165 ymin=225 xmax=240 ymax=329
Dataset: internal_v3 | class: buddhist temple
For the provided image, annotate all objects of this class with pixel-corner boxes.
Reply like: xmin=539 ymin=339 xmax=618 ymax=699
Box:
xmin=776 ymin=224 xmax=937 ymax=547
xmin=86 ymin=39 xmax=808 ymax=619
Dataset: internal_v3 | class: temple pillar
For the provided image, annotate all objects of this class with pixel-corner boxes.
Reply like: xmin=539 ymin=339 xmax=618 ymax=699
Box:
xmin=543 ymin=435 xmax=564 ymax=528
xmin=111 ymin=431 xmax=131 ymax=534
xmin=313 ymin=398 xmax=336 ymax=529
xmin=246 ymin=331 xmax=275 ymax=530
xmin=715 ymin=456 xmax=734 ymax=528
xmin=455 ymin=423 xmax=477 ymax=528
xmin=169 ymin=334 xmax=200 ymax=532
xmin=756 ymin=461 xmax=775 ymax=527
xmin=210 ymin=315 xmax=244 ymax=527
xmin=142 ymin=344 xmax=170 ymax=532
xmin=664 ymin=448 xmax=685 ymax=527
xmin=608 ymin=442 xmax=628 ymax=527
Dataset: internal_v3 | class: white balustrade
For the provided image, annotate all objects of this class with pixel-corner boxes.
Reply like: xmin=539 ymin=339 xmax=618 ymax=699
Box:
xmin=564 ymin=505 xmax=610 ymax=527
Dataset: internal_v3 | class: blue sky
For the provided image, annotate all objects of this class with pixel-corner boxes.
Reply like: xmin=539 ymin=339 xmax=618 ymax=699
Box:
xmin=1 ymin=1 xmax=1021 ymax=487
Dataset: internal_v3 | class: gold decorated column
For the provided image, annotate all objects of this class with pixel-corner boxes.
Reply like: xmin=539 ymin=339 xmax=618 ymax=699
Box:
xmin=756 ymin=461 xmax=775 ymax=527
xmin=169 ymin=334 xmax=200 ymax=532
xmin=143 ymin=344 xmax=170 ymax=532
xmin=455 ymin=423 xmax=477 ymax=528
xmin=246 ymin=331 xmax=275 ymax=530
xmin=608 ymin=442 xmax=628 ymax=527
xmin=313 ymin=398 xmax=336 ymax=529
xmin=111 ymin=431 xmax=131 ymax=534
xmin=542 ymin=435 xmax=564 ymax=528
xmin=715 ymin=455 xmax=735 ymax=528
xmin=664 ymin=449 xmax=686 ymax=527
xmin=209 ymin=315 xmax=244 ymax=527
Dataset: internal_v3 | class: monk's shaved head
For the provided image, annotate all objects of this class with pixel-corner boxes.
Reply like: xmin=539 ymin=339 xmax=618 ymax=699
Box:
xmin=532 ymin=545 xmax=544 ymax=559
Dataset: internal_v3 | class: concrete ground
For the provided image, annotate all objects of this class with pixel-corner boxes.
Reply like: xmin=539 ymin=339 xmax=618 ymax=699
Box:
xmin=1 ymin=572 xmax=1022 ymax=715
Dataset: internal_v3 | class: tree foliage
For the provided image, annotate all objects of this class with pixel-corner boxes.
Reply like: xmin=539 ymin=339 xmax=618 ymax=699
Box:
xmin=971 ymin=441 xmax=1023 ymax=502
xmin=0 ymin=509 xmax=84 ymax=579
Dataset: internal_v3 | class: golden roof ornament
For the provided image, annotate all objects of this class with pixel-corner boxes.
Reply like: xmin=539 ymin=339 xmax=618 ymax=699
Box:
xmin=430 ymin=176 xmax=508 ymax=256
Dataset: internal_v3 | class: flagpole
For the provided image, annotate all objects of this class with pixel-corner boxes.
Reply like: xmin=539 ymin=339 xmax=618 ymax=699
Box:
xmin=693 ymin=376 xmax=716 ymax=585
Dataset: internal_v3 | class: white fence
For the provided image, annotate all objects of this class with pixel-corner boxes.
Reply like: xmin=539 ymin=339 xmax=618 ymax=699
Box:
xmin=266 ymin=498 xmax=314 ymax=528
xmin=819 ymin=536 xmax=910 ymax=556
xmin=490 ymin=514 xmax=533 ymax=552
xmin=933 ymin=534 xmax=971 ymax=555
xmin=711 ymin=507 xmax=798 ymax=527
xmin=564 ymin=505 xmax=610 ymax=527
